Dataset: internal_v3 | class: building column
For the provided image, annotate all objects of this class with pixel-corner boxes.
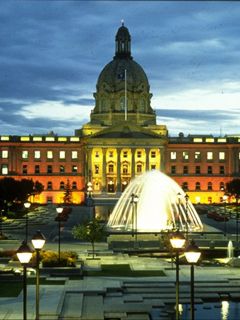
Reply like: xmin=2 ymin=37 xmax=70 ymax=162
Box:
xmin=86 ymin=148 xmax=92 ymax=183
xmin=117 ymin=148 xmax=122 ymax=192
xmin=102 ymin=148 xmax=107 ymax=192
xmin=131 ymin=148 xmax=135 ymax=179
xmin=159 ymin=147 xmax=165 ymax=172
xmin=145 ymin=148 xmax=150 ymax=172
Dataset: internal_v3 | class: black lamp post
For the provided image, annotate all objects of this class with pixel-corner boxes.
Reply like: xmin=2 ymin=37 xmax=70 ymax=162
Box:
xmin=31 ymin=231 xmax=46 ymax=320
xmin=130 ymin=193 xmax=139 ymax=248
xmin=170 ymin=230 xmax=186 ymax=320
xmin=223 ymin=194 xmax=228 ymax=236
xmin=185 ymin=240 xmax=201 ymax=320
xmin=177 ymin=192 xmax=181 ymax=229
xmin=56 ymin=206 xmax=63 ymax=264
xmin=16 ymin=241 xmax=33 ymax=320
xmin=24 ymin=201 xmax=31 ymax=241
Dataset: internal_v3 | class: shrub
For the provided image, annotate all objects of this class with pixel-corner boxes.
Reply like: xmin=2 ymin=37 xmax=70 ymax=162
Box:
xmin=41 ymin=250 xmax=77 ymax=267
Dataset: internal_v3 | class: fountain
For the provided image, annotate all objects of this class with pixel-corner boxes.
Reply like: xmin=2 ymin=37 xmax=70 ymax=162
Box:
xmin=107 ymin=170 xmax=203 ymax=232
xmin=227 ymin=240 xmax=234 ymax=260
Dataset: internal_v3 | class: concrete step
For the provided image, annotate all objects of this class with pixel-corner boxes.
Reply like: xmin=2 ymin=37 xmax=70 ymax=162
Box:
xmin=59 ymin=292 xmax=83 ymax=319
xmin=82 ymin=295 xmax=104 ymax=319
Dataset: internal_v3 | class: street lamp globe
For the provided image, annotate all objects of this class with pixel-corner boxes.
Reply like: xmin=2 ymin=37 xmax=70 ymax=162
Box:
xmin=56 ymin=206 xmax=63 ymax=214
xmin=185 ymin=240 xmax=201 ymax=264
xmin=17 ymin=241 xmax=33 ymax=264
xmin=170 ymin=229 xmax=186 ymax=249
xmin=31 ymin=230 xmax=46 ymax=250
xmin=24 ymin=202 xmax=31 ymax=209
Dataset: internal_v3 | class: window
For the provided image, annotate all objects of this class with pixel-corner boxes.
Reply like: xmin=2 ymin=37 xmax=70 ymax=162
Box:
xmin=137 ymin=164 xmax=142 ymax=173
xmin=47 ymin=181 xmax=52 ymax=190
xmin=35 ymin=165 xmax=40 ymax=174
xmin=207 ymin=152 xmax=213 ymax=160
xmin=60 ymin=165 xmax=65 ymax=173
xmin=1 ymin=164 xmax=8 ymax=175
xmin=195 ymin=182 xmax=201 ymax=191
xmin=123 ymin=151 xmax=128 ymax=158
xmin=47 ymin=165 xmax=52 ymax=174
xmin=183 ymin=166 xmax=188 ymax=175
xmin=59 ymin=151 xmax=65 ymax=160
xmin=22 ymin=165 xmax=27 ymax=174
xmin=219 ymin=152 xmax=225 ymax=161
xmin=194 ymin=151 xmax=201 ymax=161
xmin=151 ymin=164 xmax=156 ymax=170
xmin=72 ymin=165 xmax=77 ymax=173
xmin=220 ymin=182 xmax=225 ymax=191
xmin=95 ymin=151 xmax=99 ymax=158
xmin=122 ymin=164 xmax=128 ymax=174
xmin=94 ymin=165 xmax=99 ymax=174
xmin=1 ymin=150 xmax=8 ymax=158
xmin=208 ymin=182 xmax=213 ymax=191
xmin=137 ymin=151 xmax=142 ymax=158
xmin=60 ymin=181 xmax=65 ymax=190
xmin=108 ymin=164 xmax=114 ymax=173
xmin=22 ymin=150 xmax=28 ymax=159
xmin=183 ymin=151 xmax=189 ymax=161
xmin=72 ymin=181 xmax=77 ymax=190
xmin=47 ymin=151 xmax=53 ymax=159
xmin=170 ymin=152 xmax=177 ymax=160
xmin=71 ymin=151 xmax=78 ymax=159
xmin=195 ymin=166 xmax=201 ymax=174
xmin=34 ymin=150 xmax=41 ymax=159
xmin=182 ymin=182 xmax=188 ymax=191
xmin=207 ymin=166 xmax=212 ymax=174
xmin=109 ymin=151 xmax=113 ymax=158
xmin=151 ymin=151 xmax=156 ymax=158
xmin=220 ymin=166 xmax=225 ymax=174
xmin=171 ymin=166 xmax=176 ymax=174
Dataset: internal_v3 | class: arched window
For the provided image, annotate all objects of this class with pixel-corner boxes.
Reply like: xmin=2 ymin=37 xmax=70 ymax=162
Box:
xmin=195 ymin=182 xmax=201 ymax=191
xmin=207 ymin=182 xmax=212 ymax=191
xmin=60 ymin=181 xmax=65 ymax=190
xmin=47 ymin=181 xmax=52 ymax=190
xmin=72 ymin=181 xmax=77 ymax=190
xmin=122 ymin=164 xmax=128 ymax=174
xmin=108 ymin=164 xmax=114 ymax=173
xmin=136 ymin=164 xmax=142 ymax=173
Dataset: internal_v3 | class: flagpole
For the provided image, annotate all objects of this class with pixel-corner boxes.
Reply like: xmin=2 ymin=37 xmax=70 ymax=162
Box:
xmin=124 ymin=69 xmax=127 ymax=121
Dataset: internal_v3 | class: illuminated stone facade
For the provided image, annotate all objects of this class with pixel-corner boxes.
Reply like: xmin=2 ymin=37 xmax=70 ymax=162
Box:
xmin=0 ymin=24 xmax=240 ymax=204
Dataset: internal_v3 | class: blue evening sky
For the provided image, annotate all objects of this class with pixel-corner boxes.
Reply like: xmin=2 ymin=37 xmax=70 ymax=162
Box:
xmin=1 ymin=1 xmax=240 ymax=137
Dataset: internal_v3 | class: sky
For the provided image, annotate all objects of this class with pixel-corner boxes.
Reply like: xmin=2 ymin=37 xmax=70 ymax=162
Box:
xmin=1 ymin=1 xmax=240 ymax=137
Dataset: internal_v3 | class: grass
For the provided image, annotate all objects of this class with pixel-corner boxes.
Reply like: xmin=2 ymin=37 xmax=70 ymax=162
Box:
xmin=0 ymin=278 xmax=65 ymax=298
xmin=84 ymin=264 xmax=166 ymax=277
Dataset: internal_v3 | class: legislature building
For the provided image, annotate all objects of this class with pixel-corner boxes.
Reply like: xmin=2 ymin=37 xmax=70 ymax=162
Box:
xmin=0 ymin=23 xmax=240 ymax=204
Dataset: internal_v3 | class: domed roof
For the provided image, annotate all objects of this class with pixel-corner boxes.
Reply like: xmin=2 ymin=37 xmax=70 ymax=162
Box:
xmin=97 ymin=58 xmax=149 ymax=92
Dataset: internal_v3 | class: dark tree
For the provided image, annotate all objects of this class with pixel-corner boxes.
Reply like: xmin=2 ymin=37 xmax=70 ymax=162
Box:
xmin=226 ymin=179 xmax=240 ymax=200
xmin=63 ymin=179 xmax=72 ymax=204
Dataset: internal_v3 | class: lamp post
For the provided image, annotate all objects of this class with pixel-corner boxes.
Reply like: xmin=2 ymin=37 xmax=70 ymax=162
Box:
xmin=223 ymin=194 xmax=228 ymax=236
xmin=185 ymin=240 xmax=201 ymax=320
xmin=177 ymin=192 xmax=181 ymax=229
xmin=24 ymin=201 xmax=31 ymax=241
xmin=170 ymin=229 xmax=186 ymax=320
xmin=185 ymin=194 xmax=189 ymax=240
xmin=130 ymin=193 xmax=139 ymax=248
xmin=17 ymin=241 xmax=33 ymax=320
xmin=31 ymin=231 xmax=46 ymax=320
xmin=56 ymin=206 xmax=63 ymax=264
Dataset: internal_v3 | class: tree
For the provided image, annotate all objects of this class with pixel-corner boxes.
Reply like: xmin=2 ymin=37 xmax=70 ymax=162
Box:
xmin=72 ymin=218 xmax=106 ymax=259
xmin=63 ymin=179 xmax=72 ymax=204
xmin=226 ymin=179 xmax=240 ymax=201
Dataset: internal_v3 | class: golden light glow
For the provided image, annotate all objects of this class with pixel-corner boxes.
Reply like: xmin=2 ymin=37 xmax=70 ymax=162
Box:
xmin=58 ymin=137 xmax=67 ymax=142
xmin=17 ymin=252 xmax=33 ymax=264
xmin=205 ymin=138 xmax=214 ymax=143
xmin=45 ymin=137 xmax=55 ymax=141
xmin=0 ymin=136 xmax=9 ymax=141
xmin=221 ymin=300 xmax=229 ymax=320
xmin=193 ymin=138 xmax=203 ymax=142
xmin=70 ymin=137 xmax=80 ymax=142
xmin=33 ymin=137 xmax=43 ymax=141
xmin=170 ymin=237 xmax=186 ymax=249
xmin=20 ymin=136 xmax=30 ymax=141
xmin=185 ymin=251 xmax=201 ymax=263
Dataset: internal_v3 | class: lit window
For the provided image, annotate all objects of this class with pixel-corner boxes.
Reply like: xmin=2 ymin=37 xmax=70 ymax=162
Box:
xmin=94 ymin=165 xmax=99 ymax=174
xmin=45 ymin=137 xmax=55 ymax=142
xmin=1 ymin=150 xmax=8 ymax=158
xmin=47 ymin=181 xmax=52 ymax=190
xmin=183 ymin=151 xmax=189 ymax=160
xmin=183 ymin=166 xmax=188 ymax=174
xmin=207 ymin=152 xmax=213 ymax=160
xmin=72 ymin=181 xmax=77 ymax=190
xmin=72 ymin=151 xmax=78 ymax=159
xmin=207 ymin=166 xmax=212 ymax=174
xmin=70 ymin=137 xmax=79 ymax=142
xmin=151 ymin=151 xmax=156 ymax=158
xmin=193 ymin=138 xmax=202 ymax=143
xmin=123 ymin=151 xmax=128 ymax=158
xmin=1 ymin=164 xmax=8 ymax=175
xmin=108 ymin=164 xmax=114 ymax=173
xmin=72 ymin=165 xmax=77 ymax=173
xmin=208 ymin=182 xmax=213 ymax=191
xmin=60 ymin=165 xmax=65 ymax=173
xmin=195 ymin=182 xmax=201 ymax=191
xmin=22 ymin=150 xmax=29 ymax=159
xmin=47 ymin=151 xmax=53 ymax=159
xmin=151 ymin=165 xmax=156 ymax=170
xmin=219 ymin=152 xmax=225 ymax=161
xmin=60 ymin=181 xmax=65 ymax=190
xmin=34 ymin=150 xmax=41 ymax=159
xmin=194 ymin=151 xmax=201 ymax=160
xmin=206 ymin=138 xmax=214 ymax=143
xmin=217 ymin=138 xmax=226 ymax=143
xmin=35 ymin=165 xmax=40 ymax=174
xmin=170 ymin=152 xmax=177 ymax=160
xmin=22 ymin=165 xmax=28 ymax=174
xmin=171 ymin=166 xmax=176 ymax=174
xmin=220 ymin=182 xmax=225 ymax=190
xmin=137 ymin=164 xmax=142 ymax=173
xmin=109 ymin=151 xmax=113 ymax=157
xmin=122 ymin=164 xmax=128 ymax=174
xmin=59 ymin=151 xmax=65 ymax=159
xmin=33 ymin=137 xmax=42 ymax=141
xmin=95 ymin=151 xmax=99 ymax=158
xmin=220 ymin=166 xmax=225 ymax=174
xmin=137 ymin=151 xmax=142 ymax=158
xmin=47 ymin=165 xmax=52 ymax=174
xmin=195 ymin=166 xmax=201 ymax=174
xmin=58 ymin=137 xmax=67 ymax=142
